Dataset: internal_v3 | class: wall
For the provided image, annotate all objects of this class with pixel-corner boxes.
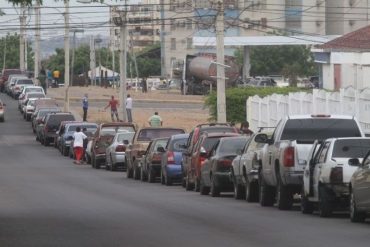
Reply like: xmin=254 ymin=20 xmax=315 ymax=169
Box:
xmin=246 ymin=87 xmax=370 ymax=135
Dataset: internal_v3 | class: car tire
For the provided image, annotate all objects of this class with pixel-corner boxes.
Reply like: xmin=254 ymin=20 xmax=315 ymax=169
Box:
xmin=200 ymin=175 xmax=209 ymax=195
xmin=210 ymin=175 xmax=220 ymax=197
xmin=245 ymin=176 xmax=259 ymax=202
xmin=259 ymin=173 xmax=275 ymax=207
xmin=126 ymin=159 xmax=133 ymax=178
xmin=43 ymin=138 xmax=48 ymax=146
xmin=110 ymin=155 xmax=116 ymax=171
xmin=62 ymin=146 xmax=69 ymax=157
xmin=133 ymin=161 xmax=140 ymax=180
xmin=147 ymin=167 xmax=155 ymax=183
xmin=160 ymin=170 xmax=165 ymax=185
xmin=165 ymin=174 xmax=172 ymax=186
xmin=181 ymin=178 xmax=186 ymax=188
xmin=318 ymin=186 xmax=333 ymax=218
xmin=276 ymin=177 xmax=293 ymax=210
xmin=194 ymin=177 xmax=200 ymax=192
xmin=350 ymin=189 xmax=366 ymax=223
xmin=233 ymin=180 xmax=245 ymax=200
xmin=26 ymin=115 xmax=30 ymax=121
xmin=0 ymin=117 xmax=3 ymax=122
xmin=86 ymin=154 xmax=91 ymax=164
xmin=185 ymin=176 xmax=193 ymax=191
xmin=301 ymin=192 xmax=315 ymax=214
xmin=141 ymin=167 xmax=147 ymax=182
xmin=95 ymin=159 xmax=101 ymax=169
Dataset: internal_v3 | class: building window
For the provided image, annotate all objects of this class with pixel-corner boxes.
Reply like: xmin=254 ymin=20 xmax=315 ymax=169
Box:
xmin=187 ymin=38 xmax=192 ymax=49
xmin=170 ymin=19 xmax=176 ymax=31
xmin=186 ymin=19 xmax=192 ymax=29
xmin=171 ymin=38 xmax=176 ymax=50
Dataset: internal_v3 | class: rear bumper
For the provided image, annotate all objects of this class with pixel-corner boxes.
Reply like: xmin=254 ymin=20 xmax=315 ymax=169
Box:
xmin=214 ymin=172 xmax=233 ymax=190
xmin=165 ymin=165 xmax=182 ymax=179
xmin=282 ymin=170 xmax=304 ymax=185
xmin=111 ymin=153 xmax=126 ymax=164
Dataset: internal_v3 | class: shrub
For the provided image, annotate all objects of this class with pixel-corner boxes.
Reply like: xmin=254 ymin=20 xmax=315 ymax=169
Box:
xmin=205 ymin=87 xmax=309 ymax=123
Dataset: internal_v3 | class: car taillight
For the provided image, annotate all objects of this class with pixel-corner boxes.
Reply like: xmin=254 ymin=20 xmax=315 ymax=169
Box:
xmin=167 ymin=151 xmax=175 ymax=164
xmin=15 ymin=86 xmax=20 ymax=90
xmin=115 ymin=145 xmax=126 ymax=152
xmin=330 ymin=167 xmax=343 ymax=184
xmin=198 ymin=155 xmax=206 ymax=166
xmin=283 ymin=147 xmax=295 ymax=167
xmin=218 ymin=159 xmax=232 ymax=167
xmin=152 ymin=153 xmax=162 ymax=162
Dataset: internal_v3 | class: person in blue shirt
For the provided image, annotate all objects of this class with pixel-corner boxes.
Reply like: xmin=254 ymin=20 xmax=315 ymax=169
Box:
xmin=82 ymin=94 xmax=88 ymax=121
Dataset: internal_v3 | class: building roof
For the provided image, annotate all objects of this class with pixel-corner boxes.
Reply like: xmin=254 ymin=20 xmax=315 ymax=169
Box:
xmin=320 ymin=25 xmax=370 ymax=50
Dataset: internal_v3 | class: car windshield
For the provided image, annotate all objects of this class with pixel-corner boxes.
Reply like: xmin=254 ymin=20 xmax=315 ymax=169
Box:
xmin=116 ymin=132 xmax=135 ymax=143
xmin=67 ymin=125 xmax=97 ymax=133
xmin=332 ymin=139 xmax=370 ymax=158
xmin=101 ymin=126 xmax=135 ymax=136
xmin=281 ymin=119 xmax=362 ymax=142
xmin=218 ymin=138 xmax=248 ymax=155
xmin=17 ymin=79 xmax=33 ymax=85
xmin=137 ymin=129 xmax=185 ymax=141
xmin=169 ymin=138 xmax=188 ymax=152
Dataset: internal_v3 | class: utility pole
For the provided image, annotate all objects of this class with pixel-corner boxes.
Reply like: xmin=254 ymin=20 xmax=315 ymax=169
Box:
xmin=160 ymin=0 xmax=166 ymax=77
xmin=89 ymin=36 xmax=96 ymax=86
xmin=2 ymin=36 xmax=6 ymax=71
xmin=216 ymin=1 xmax=226 ymax=122
xmin=118 ymin=7 xmax=127 ymax=122
xmin=34 ymin=0 xmax=41 ymax=85
xmin=64 ymin=0 xmax=70 ymax=112
xmin=19 ymin=4 xmax=26 ymax=71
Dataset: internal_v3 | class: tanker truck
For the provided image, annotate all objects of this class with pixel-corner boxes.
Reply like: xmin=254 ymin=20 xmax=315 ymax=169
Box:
xmin=172 ymin=53 xmax=240 ymax=95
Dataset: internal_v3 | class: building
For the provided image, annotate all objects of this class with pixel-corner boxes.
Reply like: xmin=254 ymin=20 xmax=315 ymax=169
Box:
xmin=110 ymin=0 xmax=160 ymax=52
xmin=313 ymin=25 xmax=370 ymax=90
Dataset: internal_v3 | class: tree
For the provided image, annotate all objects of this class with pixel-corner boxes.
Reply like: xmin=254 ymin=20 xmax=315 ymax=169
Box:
xmin=0 ymin=33 xmax=34 ymax=70
xmin=234 ymin=45 xmax=318 ymax=78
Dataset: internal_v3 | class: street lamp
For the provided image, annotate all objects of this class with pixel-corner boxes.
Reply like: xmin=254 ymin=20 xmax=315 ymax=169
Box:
xmin=78 ymin=0 xmax=128 ymax=122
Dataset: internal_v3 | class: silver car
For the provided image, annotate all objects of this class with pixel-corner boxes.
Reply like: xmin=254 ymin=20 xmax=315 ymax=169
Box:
xmin=0 ymin=98 xmax=5 ymax=122
xmin=105 ymin=132 xmax=135 ymax=171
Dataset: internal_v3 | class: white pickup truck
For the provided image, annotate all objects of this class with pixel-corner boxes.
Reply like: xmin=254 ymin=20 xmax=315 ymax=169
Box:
xmin=302 ymin=137 xmax=370 ymax=217
xmin=255 ymin=115 xmax=364 ymax=210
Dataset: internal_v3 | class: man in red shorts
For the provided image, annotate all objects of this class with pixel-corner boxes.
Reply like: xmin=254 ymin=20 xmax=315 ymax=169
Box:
xmin=104 ymin=95 xmax=120 ymax=122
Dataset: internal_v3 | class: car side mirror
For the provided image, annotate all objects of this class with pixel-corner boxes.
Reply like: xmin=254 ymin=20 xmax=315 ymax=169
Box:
xmin=157 ymin=146 xmax=165 ymax=153
xmin=348 ymin=158 xmax=360 ymax=166
xmin=123 ymin=140 xmax=129 ymax=145
xmin=254 ymin=133 xmax=269 ymax=144
xmin=200 ymin=147 xmax=208 ymax=158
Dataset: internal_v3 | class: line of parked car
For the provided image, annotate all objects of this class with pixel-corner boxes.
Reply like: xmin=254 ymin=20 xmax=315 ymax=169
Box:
xmin=3 ymin=70 xmax=370 ymax=224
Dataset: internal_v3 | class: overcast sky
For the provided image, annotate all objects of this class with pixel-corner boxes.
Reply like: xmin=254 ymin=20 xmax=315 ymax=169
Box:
xmin=0 ymin=0 xmax=140 ymax=40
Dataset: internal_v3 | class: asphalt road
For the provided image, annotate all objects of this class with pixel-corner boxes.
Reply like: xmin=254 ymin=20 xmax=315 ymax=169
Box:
xmin=0 ymin=93 xmax=369 ymax=247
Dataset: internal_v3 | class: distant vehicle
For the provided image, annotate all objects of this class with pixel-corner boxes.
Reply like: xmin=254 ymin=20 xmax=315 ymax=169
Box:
xmin=350 ymin=150 xmax=370 ymax=223
xmin=200 ymin=136 xmax=248 ymax=197
xmin=0 ymin=98 xmax=6 ymax=122
xmin=245 ymin=77 xmax=277 ymax=88
xmin=302 ymin=137 xmax=370 ymax=217
xmin=126 ymin=127 xmax=186 ymax=179
xmin=5 ymin=74 xmax=28 ymax=95
xmin=185 ymin=132 xmax=240 ymax=192
xmin=141 ymin=138 xmax=169 ymax=182
xmin=18 ymin=86 xmax=45 ymax=101
xmin=91 ymin=123 xmax=136 ymax=169
xmin=182 ymin=123 xmax=238 ymax=188
xmin=31 ymin=107 xmax=61 ymax=133
xmin=160 ymin=134 xmax=189 ymax=185
xmin=19 ymin=92 xmax=45 ymax=113
xmin=105 ymin=131 xmax=135 ymax=171
xmin=0 ymin=68 xmax=24 ymax=92
xmin=11 ymin=78 xmax=34 ymax=99
xmin=38 ymin=112 xmax=75 ymax=146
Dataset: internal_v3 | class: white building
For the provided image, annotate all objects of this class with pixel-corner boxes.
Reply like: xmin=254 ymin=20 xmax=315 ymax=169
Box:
xmin=313 ymin=25 xmax=370 ymax=90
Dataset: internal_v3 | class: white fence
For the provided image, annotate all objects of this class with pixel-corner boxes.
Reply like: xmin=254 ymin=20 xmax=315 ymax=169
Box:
xmin=246 ymin=87 xmax=370 ymax=135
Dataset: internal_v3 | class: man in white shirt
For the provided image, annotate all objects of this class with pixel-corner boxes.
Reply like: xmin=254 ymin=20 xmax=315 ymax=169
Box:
xmin=73 ymin=126 xmax=87 ymax=164
xmin=126 ymin=94 xmax=133 ymax=123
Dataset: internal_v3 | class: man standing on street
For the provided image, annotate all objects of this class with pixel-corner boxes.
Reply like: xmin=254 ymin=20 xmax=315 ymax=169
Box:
xmin=73 ymin=127 xmax=87 ymax=165
xmin=126 ymin=94 xmax=133 ymax=123
xmin=82 ymin=93 xmax=88 ymax=122
xmin=148 ymin=112 xmax=163 ymax=127
xmin=104 ymin=95 xmax=120 ymax=122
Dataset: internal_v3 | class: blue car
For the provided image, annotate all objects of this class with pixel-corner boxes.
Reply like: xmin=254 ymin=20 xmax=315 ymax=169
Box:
xmin=160 ymin=133 xmax=189 ymax=185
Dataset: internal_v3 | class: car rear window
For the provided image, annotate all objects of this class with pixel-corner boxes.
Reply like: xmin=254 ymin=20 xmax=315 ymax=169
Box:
xmin=138 ymin=129 xmax=185 ymax=141
xmin=46 ymin=115 xmax=75 ymax=128
xmin=203 ymin=137 xmax=222 ymax=151
xmin=153 ymin=139 xmax=168 ymax=151
xmin=169 ymin=138 xmax=188 ymax=152
xmin=218 ymin=138 xmax=248 ymax=155
xmin=117 ymin=132 xmax=135 ymax=143
xmin=67 ymin=125 xmax=97 ymax=132
xmin=281 ymin=119 xmax=362 ymax=142
xmin=3 ymin=70 xmax=22 ymax=77
xmin=38 ymin=109 xmax=60 ymax=117
xmin=201 ymin=127 xmax=236 ymax=134
xmin=332 ymin=139 xmax=370 ymax=158
xmin=27 ymin=93 xmax=45 ymax=99
xmin=17 ymin=79 xmax=33 ymax=85
xmin=101 ymin=126 xmax=135 ymax=136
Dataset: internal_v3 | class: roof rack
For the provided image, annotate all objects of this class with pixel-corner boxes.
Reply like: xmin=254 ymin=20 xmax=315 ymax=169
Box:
xmin=196 ymin=123 xmax=232 ymax=128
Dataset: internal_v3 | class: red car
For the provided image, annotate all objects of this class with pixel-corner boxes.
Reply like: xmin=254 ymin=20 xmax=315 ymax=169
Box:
xmin=185 ymin=132 xmax=240 ymax=191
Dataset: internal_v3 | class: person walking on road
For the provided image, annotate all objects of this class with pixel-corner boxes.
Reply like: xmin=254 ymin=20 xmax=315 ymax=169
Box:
xmin=73 ymin=127 xmax=87 ymax=165
xmin=105 ymin=95 xmax=120 ymax=122
xmin=82 ymin=94 xmax=88 ymax=121
xmin=148 ymin=112 xmax=163 ymax=127
xmin=126 ymin=94 xmax=133 ymax=123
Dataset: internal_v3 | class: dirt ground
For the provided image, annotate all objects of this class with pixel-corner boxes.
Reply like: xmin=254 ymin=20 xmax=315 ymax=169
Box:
xmin=49 ymin=87 xmax=209 ymax=132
